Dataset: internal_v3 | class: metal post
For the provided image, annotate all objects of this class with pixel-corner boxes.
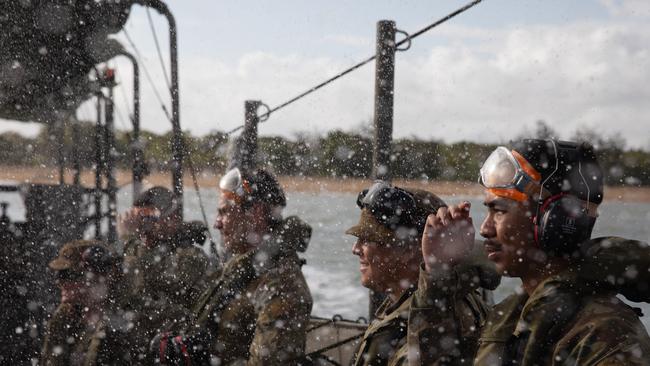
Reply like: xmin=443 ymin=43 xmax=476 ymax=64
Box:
xmin=71 ymin=118 xmax=81 ymax=186
xmin=94 ymin=93 xmax=104 ymax=239
xmin=369 ymin=20 xmax=397 ymax=318
xmin=137 ymin=0 xmax=183 ymax=218
xmin=226 ymin=101 xmax=260 ymax=171
xmin=105 ymin=86 xmax=118 ymax=244
xmin=372 ymin=20 xmax=396 ymax=182
xmin=242 ymin=100 xmax=260 ymax=171
xmin=54 ymin=119 xmax=66 ymax=185
xmin=166 ymin=9 xmax=183 ymax=218
xmin=118 ymin=51 xmax=144 ymax=200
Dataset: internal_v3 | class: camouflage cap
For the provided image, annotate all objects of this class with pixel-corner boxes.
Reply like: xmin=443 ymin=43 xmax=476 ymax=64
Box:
xmin=49 ymin=240 xmax=114 ymax=274
xmin=346 ymin=187 xmax=446 ymax=246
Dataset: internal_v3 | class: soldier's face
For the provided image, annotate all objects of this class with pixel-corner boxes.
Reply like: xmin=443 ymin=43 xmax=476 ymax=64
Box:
xmin=135 ymin=207 xmax=179 ymax=246
xmin=215 ymin=193 xmax=251 ymax=254
xmin=352 ymin=238 xmax=418 ymax=295
xmin=480 ymin=191 xmax=541 ymax=277
xmin=58 ymin=280 xmax=86 ymax=304
xmin=58 ymin=272 xmax=108 ymax=306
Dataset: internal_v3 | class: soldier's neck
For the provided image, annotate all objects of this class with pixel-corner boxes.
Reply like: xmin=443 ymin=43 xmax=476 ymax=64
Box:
xmin=520 ymin=258 xmax=570 ymax=295
xmin=386 ymin=275 xmax=418 ymax=303
xmin=231 ymin=228 xmax=271 ymax=255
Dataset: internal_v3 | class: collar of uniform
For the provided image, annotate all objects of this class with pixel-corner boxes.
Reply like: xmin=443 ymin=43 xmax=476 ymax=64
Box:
xmin=373 ymin=286 xmax=417 ymax=323
xmin=478 ymin=292 xmax=527 ymax=343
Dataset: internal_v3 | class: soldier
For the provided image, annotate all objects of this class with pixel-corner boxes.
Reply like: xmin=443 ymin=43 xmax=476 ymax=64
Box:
xmin=118 ymin=186 xmax=209 ymax=362
xmin=346 ymin=183 xmax=500 ymax=365
xmin=420 ymin=139 xmax=650 ymax=364
xmin=153 ymin=168 xmax=313 ymax=365
xmin=40 ymin=240 xmax=129 ymax=365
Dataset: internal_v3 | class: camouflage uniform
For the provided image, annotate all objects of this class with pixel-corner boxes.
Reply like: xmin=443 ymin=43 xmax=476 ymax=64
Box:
xmin=411 ymin=237 xmax=650 ymax=365
xmin=185 ymin=216 xmax=313 ymax=365
xmin=352 ymin=254 xmax=500 ymax=366
xmin=121 ymin=231 xmax=209 ymax=362
xmin=41 ymin=240 xmax=130 ymax=366
xmin=41 ymin=303 xmax=84 ymax=366
xmin=41 ymin=303 xmax=131 ymax=366
xmin=347 ymin=187 xmax=501 ymax=366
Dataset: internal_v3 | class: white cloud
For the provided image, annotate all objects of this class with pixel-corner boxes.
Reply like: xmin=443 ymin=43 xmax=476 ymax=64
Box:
xmin=600 ymin=0 xmax=650 ymax=18
xmin=323 ymin=34 xmax=372 ymax=48
xmin=40 ymin=19 xmax=650 ymax=150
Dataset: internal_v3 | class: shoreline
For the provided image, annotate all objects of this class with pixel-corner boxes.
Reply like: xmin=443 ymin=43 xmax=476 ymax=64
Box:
xmin=0 ymin=166 xmax=649 ymax=203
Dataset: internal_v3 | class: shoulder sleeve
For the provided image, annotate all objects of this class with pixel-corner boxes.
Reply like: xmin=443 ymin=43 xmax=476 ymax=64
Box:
xmin=175 ymin=247 xmax=209 ymax=288
xmin=152 ymin=246 xmax=209 ymax=304
xmin=408 ymin=263 xmax=489 ymax=365
xmin=247 ymin=264 xmax=313 ymax=366
xmin=554 ymin=297 xmax=650 ymax=366
xmin=579 ymin=237 xmax=650 ymax=303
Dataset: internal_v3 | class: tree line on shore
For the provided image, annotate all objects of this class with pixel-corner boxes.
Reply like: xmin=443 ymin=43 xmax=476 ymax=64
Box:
xmin=1 ymin=120 xmax=648 ymax=186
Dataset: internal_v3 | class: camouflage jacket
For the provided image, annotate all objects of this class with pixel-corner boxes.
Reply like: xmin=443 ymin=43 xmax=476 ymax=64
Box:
xmin=352 ymin=254 xmax=500 ymax=366
xmin=350 ymin=288 xmax=415 ymax=366
xmin=40 ymin=303 xmax=130 ymax=366
xmin=415 ymin=237 xmax=650 ymax=365
xmin=41 ymin=303 xmax=83 ymax=366
xmin=121 ymin=235 xmax=209 ymax=362
xmin=474 ymin=274 xmax=650 ymax=365
xmin=190 ymin=216 xmax=313 ymax=366
xmin=122 ymin=236 xmax=209 ymax=309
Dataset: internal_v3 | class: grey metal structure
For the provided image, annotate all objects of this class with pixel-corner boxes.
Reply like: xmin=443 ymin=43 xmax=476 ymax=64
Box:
xmin=104 ymin=82 xmax=118 ymax=243
xmin=369 ymin=20 xmax=398 ymax=317
xmin=372 ymin=20 xmax=396 ymax=182
xmin=227 ymin=100 xmax=263 ymax=171
xmin=135 ymin=0 xmax=184 ymax=218
xmin=116 ymin=51 xmax=144 ymax=199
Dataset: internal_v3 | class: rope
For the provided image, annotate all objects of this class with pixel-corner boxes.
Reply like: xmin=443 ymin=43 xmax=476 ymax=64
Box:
xmin=225 ymin=125 xmax=244 ymax=136
xmin=113 ymin=63 xmax=133 ymax=118
xmin=122 ymin=29 xmax=172 ymax=123
xmin=225 ymin=0 xmax=483 ymax=135
xmin=304 ymin=333 xmax=364 ymax=360
xmin=146 ymin=7 xmax=172 ymax=93
xmin=258 ymin=53 xmax=376 ymax=120
xmin=396 ymin=0 xmax=483 ymax=48
xmin=185 ymin=144 xmax=219 ymax=259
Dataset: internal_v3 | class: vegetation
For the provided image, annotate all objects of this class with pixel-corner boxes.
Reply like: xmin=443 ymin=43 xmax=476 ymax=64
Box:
xmin=1 ymin=120 xmax=648 ymax=186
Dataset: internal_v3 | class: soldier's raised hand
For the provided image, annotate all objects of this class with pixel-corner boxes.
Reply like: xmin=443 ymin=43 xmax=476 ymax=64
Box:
xmin=117 ymin=208 xmax=141 ymax=239
xmin=422 ymin=201 xmax=475 ymax=272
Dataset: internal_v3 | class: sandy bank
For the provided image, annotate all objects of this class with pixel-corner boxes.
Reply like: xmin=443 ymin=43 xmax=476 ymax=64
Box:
xmin=0 ymin=166 xmax=649 ymax=203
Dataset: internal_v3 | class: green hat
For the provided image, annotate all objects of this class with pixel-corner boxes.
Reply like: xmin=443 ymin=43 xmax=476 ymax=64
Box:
xmin=346 ymin=187 xmax=446 ymax=245
xmin=49 ymin=240 xmax=114 ymax=274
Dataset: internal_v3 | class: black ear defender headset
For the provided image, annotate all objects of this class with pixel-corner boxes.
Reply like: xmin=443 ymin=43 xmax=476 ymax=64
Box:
xmin=532 ymin=140 xmax=603 ymax=255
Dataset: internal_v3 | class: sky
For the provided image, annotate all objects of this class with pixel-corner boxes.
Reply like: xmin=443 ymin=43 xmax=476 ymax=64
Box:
xmin=2 ymin=0 xmax=649 ymax=149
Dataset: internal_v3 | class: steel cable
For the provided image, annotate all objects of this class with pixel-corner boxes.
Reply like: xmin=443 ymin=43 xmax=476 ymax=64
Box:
xmin=122 ymin=29 xmax=172 ymax=123
xmin=146 ymin=7 xmax=172 ymax=93
xmin=225 ymin=0 xmax=483 ymax=135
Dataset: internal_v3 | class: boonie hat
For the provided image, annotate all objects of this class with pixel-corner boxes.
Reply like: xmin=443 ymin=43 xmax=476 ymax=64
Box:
xmin=49 ymin=240 xmax=114 ymax=274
